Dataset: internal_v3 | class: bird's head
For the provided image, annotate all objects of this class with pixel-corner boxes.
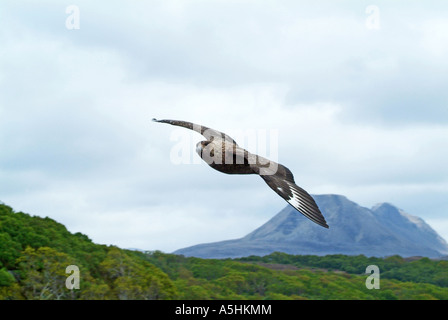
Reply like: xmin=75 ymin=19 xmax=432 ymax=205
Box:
xmin=196 ymin=140 xmax=212 ymax=158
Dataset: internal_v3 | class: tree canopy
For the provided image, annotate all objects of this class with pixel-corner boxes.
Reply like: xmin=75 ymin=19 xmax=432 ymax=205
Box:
xmin=1 ymin=203 xmax=447 ymax=300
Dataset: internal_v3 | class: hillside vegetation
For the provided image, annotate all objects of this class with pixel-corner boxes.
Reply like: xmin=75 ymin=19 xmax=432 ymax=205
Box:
xmin=1 ymin=203 xmax=447 ymax=300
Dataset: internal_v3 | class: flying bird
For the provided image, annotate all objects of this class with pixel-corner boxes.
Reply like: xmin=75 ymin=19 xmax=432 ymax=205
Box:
xmin=153 ymin=118 xmax=329 ymax=228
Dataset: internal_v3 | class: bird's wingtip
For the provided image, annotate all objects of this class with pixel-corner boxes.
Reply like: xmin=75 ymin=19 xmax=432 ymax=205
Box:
xmin=312 ymin=219 xmax=329 ymax=229
xmin=317 ymin=218 xmax=329 ymax=229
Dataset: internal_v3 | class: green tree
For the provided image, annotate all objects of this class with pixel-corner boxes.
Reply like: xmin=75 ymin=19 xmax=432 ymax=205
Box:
xmin=16 ymin=247 xmax=79 ymax=300
xmin=99 ymin=247 xmax=177 ymax=300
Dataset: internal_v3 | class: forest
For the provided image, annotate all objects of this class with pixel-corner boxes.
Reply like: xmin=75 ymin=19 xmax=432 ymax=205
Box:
xmin=1 ymin=202 xmax=447 ymax=300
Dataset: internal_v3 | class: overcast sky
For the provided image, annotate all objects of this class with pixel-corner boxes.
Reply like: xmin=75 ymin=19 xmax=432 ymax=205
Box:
xmin=1 ymin=1 xmax=447 ymax=252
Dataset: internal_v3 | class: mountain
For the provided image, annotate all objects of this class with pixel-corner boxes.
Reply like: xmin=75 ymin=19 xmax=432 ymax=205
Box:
xmin=174 ymin=194 xmax=448 ymax=259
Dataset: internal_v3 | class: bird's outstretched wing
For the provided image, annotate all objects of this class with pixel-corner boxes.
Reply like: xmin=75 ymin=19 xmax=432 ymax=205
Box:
xmin=152 ymin=118 xmax=238 ymax=144
xmin=259 ymin=163 xmax=329 ymax=228
xmin=153 ymin=118 xmax=328 ymax=228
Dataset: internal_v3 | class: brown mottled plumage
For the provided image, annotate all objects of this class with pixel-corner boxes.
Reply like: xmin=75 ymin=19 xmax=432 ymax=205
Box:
xmin=153 ymin=118 xmax=328 ymax=228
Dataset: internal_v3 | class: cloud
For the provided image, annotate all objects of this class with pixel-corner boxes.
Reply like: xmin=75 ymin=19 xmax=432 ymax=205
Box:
xmin=1 ymin=0 xmax=447 ymax=251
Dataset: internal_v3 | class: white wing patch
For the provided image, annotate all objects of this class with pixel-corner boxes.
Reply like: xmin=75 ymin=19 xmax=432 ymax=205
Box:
xmin=285 ymin=181 xmax=301 ymax=209
xmin=283 ymin=180 xmax=328 ymax=228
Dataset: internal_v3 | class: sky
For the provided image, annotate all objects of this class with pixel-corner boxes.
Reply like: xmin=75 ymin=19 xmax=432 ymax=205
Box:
xmin=0 ymin=0 xmax=447 ymax=252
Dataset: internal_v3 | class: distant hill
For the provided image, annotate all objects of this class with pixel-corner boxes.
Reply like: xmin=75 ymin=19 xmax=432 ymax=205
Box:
xmin=0 ymin=202 xmax=177 ymax=300
xmin=174 ymin=194 xmax=448 ymax=259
